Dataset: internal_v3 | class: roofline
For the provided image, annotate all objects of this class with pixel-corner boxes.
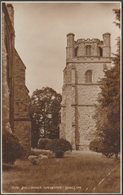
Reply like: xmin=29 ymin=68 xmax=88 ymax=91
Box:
xmin=2 ymin=3 xmax=15 ymax=35
xmin=14 ymin=48 xmax=26 ymax=69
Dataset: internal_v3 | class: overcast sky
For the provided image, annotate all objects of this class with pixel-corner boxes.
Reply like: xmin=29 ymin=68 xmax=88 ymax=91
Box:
xmin=12 ymin=2 xmax=120 ymax=95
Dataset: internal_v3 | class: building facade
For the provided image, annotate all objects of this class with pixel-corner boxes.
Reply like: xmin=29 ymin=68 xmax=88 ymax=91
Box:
xmin=60 ymin=33 xmax=112 ymax=150
xmin=2 ymin=3 xmax=31 ymax=155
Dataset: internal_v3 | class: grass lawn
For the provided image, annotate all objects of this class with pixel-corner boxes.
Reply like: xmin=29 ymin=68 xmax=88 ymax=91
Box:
xmin=2 ymin=151 xmax=120 ymax=193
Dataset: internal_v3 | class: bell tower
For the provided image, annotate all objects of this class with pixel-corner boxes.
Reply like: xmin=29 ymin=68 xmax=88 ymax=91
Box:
xmin=60 ymin=33 xmax=112 ymax=150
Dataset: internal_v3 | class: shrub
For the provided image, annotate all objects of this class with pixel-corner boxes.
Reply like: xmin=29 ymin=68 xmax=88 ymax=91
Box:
xmin=89 ymin=138 xmax=117 ymax=158
xmin=37 ymin=138 xmax=52 ymax=150
xmin=37 ymin=138 xmax=72 ymax=158
xmin=55 ymin=150 xmax=64 ymax=158
xmin=2 ymin=131 xmax=24 ymax=164
xmin=89 ymin=138 xmax=103 ymax=153
xmin=48 ymin=138 xmax=72 ymax=153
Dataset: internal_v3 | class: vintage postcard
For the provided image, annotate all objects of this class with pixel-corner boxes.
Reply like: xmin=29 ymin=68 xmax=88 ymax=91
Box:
xmin=1 ymin=0 xmax=122 ymax=194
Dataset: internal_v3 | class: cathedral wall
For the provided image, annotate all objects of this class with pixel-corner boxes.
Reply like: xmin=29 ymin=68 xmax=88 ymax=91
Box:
xmin=2 ymin=3 xmax=15 ymax=130
xmin=14 ymin=121 xmax=31 ymax=156
xmin=60 ymin=106 xmax=66 ymax=138
xmin=13 ymin=50 xmax=25 ymax=85
xmin=2 ymin=3 xmax=31 ymax=156
xmin=61 ymin=85 xmax=73 ymax=142
xmin=77 ymin=85 xmax=101 ymax=105
xmin=76 ymin=63 xmax=104 ymax=83
xmin=13 ymin=49 xmax=31 ymax=155
xmin=2 ymin=10 xmax=12 ymax=133
xmin=77 ymin=106 xmax=96 ymax=150
xmin=61 ymin=81 xmax=77 ymax=148
xmin=13 ymin=87 xmax=30 ymax=119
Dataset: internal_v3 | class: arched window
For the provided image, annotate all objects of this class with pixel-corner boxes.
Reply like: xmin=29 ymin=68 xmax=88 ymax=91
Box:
xmin=85 ymin=70 xmax=92 ymax=83
xmin=75 ymin=47 xmax=78 ymax=57
xmin=98 ymin=47 xmax=103 ymax=57
xmin=103 ymin=64 xmax=107 ymax=72
xmin=85 ymin=45 xmax=91 ymax=56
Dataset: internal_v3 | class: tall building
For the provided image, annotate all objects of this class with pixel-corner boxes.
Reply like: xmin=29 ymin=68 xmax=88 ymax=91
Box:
xmin=60 ymin=33 xmax=112 ymax=150
xmin=2 ymin=3 xmax=31 ymax=155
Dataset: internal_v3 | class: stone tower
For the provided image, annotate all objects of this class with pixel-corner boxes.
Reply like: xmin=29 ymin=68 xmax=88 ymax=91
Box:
xmin=60 ymin=33 xmax=112 ymax=150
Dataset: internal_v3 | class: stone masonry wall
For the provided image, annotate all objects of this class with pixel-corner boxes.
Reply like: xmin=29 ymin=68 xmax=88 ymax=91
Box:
xmin=2 ymin=10 xmax=12 ymax=133
xmin=61 ymin=85 xmax=73 ymax=141
xmin=76 ymin=63 xmax=104 ymax=83
xmin=3 ymin=3 xmax=15 ymax=130
xmin=77 ymin=85 xmax=101 ymax=105
xmin=14 ymin=121 xmax=31 ymax=156
xmin=14 ymin=49 xmax=31 ymax=155
xmin=2 ymin=3 xmax=31 ymax=156
xmin=78 ymin=106 xmax=96 ymax=150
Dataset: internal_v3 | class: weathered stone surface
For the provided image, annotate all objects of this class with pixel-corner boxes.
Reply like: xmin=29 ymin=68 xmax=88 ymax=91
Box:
xmin=28 ymin=155 xmax=40 ymax=165
xmin=28 ymin=155 xmax=37 ymax=160
xmin=2 ymin=3 xmax=31 ymax=156
xmin=38 ymin=154 xmax=48 ymax=159
xmin=28 ymin=154 xmax=49 ymax=165
xmin=60 ymin=33 xmax=112 ymax=150
xmin=2 ymin=11 xmax=12 ymax=133
xmin=31 ymin=148 xmax=54 ymax=158
xmin=14 ymin=121 xmax=31 ymax=156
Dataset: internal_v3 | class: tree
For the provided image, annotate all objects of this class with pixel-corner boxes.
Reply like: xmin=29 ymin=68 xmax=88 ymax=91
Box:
xmin=94 ymin=9 xmax=120 ymax=158
xmin=30 ymin=87 xmax=62 ymax=148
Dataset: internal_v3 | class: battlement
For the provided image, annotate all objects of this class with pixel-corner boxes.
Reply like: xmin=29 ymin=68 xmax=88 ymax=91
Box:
xmin=66 ymin=33 xmax=111 ymax=59
xmin=76 ymin=38 xmax=100 ymax=44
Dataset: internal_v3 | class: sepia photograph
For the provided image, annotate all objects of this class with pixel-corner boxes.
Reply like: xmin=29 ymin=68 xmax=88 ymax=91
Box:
xmin=1 ymin=0 xmax=122 ymax=194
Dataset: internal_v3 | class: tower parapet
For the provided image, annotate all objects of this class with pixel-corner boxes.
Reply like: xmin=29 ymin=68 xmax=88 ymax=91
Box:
xmin=102 ymin=33 xmax=111 ymax=57
xmin=66 ymin=33 xmax=75 ymax=59
xmin=66 ymin=32 xmax=111 ymax=59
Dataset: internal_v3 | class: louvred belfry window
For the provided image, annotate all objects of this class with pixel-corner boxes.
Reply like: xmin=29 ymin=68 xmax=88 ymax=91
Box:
xmin=86 ymin=45 xmax=91 ymax=56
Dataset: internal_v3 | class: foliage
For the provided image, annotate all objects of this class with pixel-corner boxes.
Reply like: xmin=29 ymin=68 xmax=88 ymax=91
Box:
xmin=47 ymin=138 xmax=72 ymax=153
xmin=89 ymin=138 xmax=103 ymax=153
xmin=37 ymin=138 xmax=52 ymax=150
xmin=94 ymin=9 xmax=120 ymax=158
xmin=30 ymin=87 xmax=62 ymax=148
xmin=55 ymin=150 xmax=64 ymax=158
xmin=2 ymin=131 xmax=24 ymax=164
xmin=89 ymin=139 xmax=115 ymax=158
xmin=113 ymin=9 xmax=120 ymax=28
xmin=37 ymin=138 xmax=72 ymax=155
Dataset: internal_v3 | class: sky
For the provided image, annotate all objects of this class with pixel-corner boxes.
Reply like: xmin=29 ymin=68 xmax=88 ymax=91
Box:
xmin=11 ymin=2 xmax=120 ymax=95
